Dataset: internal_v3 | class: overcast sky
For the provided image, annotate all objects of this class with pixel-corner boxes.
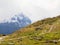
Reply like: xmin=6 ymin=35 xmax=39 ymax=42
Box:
xmin=0 ymin=0 xmax=60 ymax=22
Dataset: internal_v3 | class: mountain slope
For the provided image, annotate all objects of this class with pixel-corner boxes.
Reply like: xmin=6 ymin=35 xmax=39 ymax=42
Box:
xmin=0 ymin=13 xmax=31 ymax=34
xmin=0 ymin=15 xmax=60 ymax=45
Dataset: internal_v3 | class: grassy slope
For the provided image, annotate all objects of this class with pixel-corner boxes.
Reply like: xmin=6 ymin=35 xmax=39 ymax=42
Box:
xmin=0 ymin=15 xmax=60 ymax=45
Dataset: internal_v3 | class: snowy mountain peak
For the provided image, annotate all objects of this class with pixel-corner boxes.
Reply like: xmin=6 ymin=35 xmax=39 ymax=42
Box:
xmin=0 ymin=13 xmax=31 ymax=34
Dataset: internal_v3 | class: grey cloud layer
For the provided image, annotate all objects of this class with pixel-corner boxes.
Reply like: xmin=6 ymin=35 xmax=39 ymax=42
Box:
xmin=0 ymin=0 xmax=60 ymax=22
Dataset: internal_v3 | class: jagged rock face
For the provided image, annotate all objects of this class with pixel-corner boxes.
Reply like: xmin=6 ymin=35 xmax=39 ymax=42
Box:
xmin=0 ymin=13 xmax=31 ymax=34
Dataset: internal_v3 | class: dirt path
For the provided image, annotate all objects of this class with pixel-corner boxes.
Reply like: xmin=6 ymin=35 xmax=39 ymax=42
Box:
xmin=0 ymin=36 xmax=8 ymax=42
xmin=8 ymin=36 xmax=27 ymax=40
xmin=48 ymin=25 xmax=54 ymax=33
xmin=39 ymin=25 xmax=54 ymax=35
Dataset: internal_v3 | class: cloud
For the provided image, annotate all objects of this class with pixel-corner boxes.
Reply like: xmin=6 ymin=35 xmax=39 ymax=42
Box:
xmin=19 ymin=0 xmax=60 ymax=22
xmin=0 ymin=0 xmax=60 ymax=22
xmin=36 ymin=0 xmax=59 ymax=10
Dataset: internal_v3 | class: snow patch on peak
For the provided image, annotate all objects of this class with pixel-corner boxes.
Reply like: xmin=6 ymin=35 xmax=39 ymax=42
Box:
xmin=0 ymin=13 xmax=31 ymax=34
xmin=0 ymin=13 xmax=31 ymax=23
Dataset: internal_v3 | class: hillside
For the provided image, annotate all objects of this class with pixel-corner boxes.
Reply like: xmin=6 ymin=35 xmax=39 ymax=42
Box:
xmin=0 ymin=15 xmax=60 ymax=45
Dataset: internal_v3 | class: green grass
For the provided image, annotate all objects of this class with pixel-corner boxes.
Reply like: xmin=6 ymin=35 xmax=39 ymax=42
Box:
xmin=0 ymin=15 xmax=60 ymax=45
